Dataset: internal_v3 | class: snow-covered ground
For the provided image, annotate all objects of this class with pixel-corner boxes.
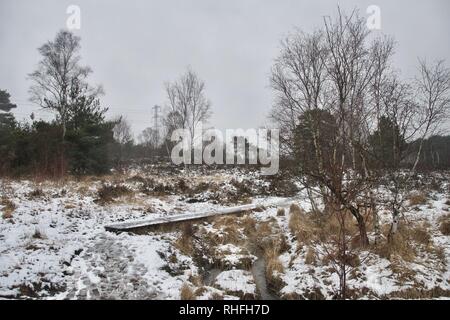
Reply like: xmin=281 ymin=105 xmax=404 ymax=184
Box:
xmin=0 ymin=167 xmax=449 ymax=299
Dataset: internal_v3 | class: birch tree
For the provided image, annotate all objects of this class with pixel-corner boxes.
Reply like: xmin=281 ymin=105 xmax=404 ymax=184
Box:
xmin=165 ymin=69 xmax=212 ymax=150
xmin=29 ymin=30 xmax=102 ymax=141
xmin=412 ymin=59 xmax=450 ymax=172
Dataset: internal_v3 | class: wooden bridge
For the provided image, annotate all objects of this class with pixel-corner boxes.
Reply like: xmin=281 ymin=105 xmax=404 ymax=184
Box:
xmin=104 ymin=198 xmax=294 ymax=233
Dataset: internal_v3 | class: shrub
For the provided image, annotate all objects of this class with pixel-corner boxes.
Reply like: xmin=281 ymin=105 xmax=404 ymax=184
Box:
xmin=408 ymin=192 xmax=427 ymax=206
xmin=265 ymin=252 xmax=284 ymax=292
xmin=276 ymin=208 xmax=285 ymax=216
xmin=96 ymin=184 xmax=132 ymax=203
xmin=1 ymin=197 xmax=16 ymax=219
xmin=439 ymin=215 xmax=450 ymax=236
xmin=28 ymin=188 xmax=45 ymax=199
xmin=288 ymin=204 xmax=316 ymax=244
xmin=180 ymin=283 xmax=196 ymax=300
xmin=305 ymin=247 xmax=317 ymax=265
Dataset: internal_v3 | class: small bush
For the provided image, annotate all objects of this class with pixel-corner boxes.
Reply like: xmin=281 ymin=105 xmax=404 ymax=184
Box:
xmin=174 ymin=225 xmax=196 ymax=257
xmin=411 ymin=225 xmax=431 ymax=245
xmin=408 ymin=192 xmax=427 ymax=206
xmin=28 ymin=189 xmax=45 ymax=199
xmin=288 ymin=204 xmax=316 ymax=244
xmin=276 ymin=208 xmax=285 ymax=216
xmin=305 ymin=247 xmax=317 ymax=265
xmin=96 ymin=184 xmax=132 ymax=203
xmin=32 ymin=228 xmax=46 ymax=239
xmin=375 ymin=226 xmax=416 ymax=262
xmin=265 ymin=253 xmax=284 ymax=292
xmin=439 ymin=215 xmax=450 ymax=236
xmin=210 ymin=292 xmax=224 ymax=300
xmin=1 ymin=197 xmax=16 ymax=219
xmin=180 ymin=283 xmax=196 ymax=300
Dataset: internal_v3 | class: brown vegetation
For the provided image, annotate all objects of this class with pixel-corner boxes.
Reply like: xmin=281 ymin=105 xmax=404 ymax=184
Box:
xmin=1 ymin=197 xmax=16 ymax=219
xmin=408 ymin=192 xmax=428 ymax=206
xmin=439 ymin=215 xmax=450 ymax=235
xmin=180 ymin=283 xmax=196 ymax=300
xmin=95 ymin=184 xmax=132 ymax=203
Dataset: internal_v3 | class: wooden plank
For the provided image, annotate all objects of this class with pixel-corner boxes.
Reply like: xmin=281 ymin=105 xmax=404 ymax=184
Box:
xmin=104 ymin=199 xmax=292 ymax=233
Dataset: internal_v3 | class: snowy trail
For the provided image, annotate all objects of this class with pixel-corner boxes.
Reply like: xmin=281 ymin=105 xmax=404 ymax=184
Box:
xmin=64 ymin=232 xmax=158 ymax=300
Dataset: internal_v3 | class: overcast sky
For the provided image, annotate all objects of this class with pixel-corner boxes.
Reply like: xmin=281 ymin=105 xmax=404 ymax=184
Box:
xmin=1 ymin=0 xmax=449 ymax=137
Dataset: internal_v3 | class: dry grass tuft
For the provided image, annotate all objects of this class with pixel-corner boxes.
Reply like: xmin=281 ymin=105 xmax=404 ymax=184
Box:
xmin=439 ymin=215 xmax=450 ymax=236
xmin=373 ymin=222 xmax=433 ymax=262
xmin=1 ymin=197 xmax=16 ymax=219
xmin=210 ymin=292 xmax=224 ymax=300
xmin=180 ymin=283 xmax=196 ymax=300
xmin=95 ymin=184 xmax=132 ymax=203
xmin=289 ymin=203 xmax=302 ymax=215
xmin=211 ymin=216 xmax=246 ymax=245
xmin=288 ymin=205 xmax=316 ymax=245
xmin=411 ymin=224 xmax=431 ymax=245
xmin=378 ymin=234 xmax=415 ymax=262
xmin=28 ymin=188 xmax=45 ymax=199
xmin=240 ymin=216 xmax=257 ymax=235
xmin=173 ymin=223 xmax=196 ymax=256
xmin=276 ymin=208 xmax=285 ymax=216
xmin=408 ymin=192 xmax=428 ymax=206
xmin=305 ymin=247 xmax=317 ymax=265
xmin=32 ymin=228 xmax=46 ymax=240
xmin=388 ymin=287 xmax=450 ymax=299
xmin=265 ymin=252 xmax=284 ymax=292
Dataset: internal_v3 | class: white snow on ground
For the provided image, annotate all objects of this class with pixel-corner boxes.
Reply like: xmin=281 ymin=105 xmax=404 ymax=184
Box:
xmin=0 ymin=178 xmax=200 ymax=299
xmin=214 ymin=270 xmax=256 ymax=296
xmin=0 ymin=169 xmax=449 ymax=300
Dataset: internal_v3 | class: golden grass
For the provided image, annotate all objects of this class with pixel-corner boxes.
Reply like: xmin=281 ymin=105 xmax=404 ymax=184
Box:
xmin=180 ymin=283 xmax=196 ymax=300
xmin=439 ymin=215 xmax=450 ymax=235
xmin=373 ymin=221 xmax=436 ymax=262
xmin=95 ymin=184 xmax=133 ymax=204
xmin=305 ymin=247 xmax=317 ymax=265
xmin=408 ymin=192 xmax=428 ymax=206
xmin=387 ymin=287 xmax=450 ymax=299
xmin=173 ymin=223 xmax=196 ymax=256
xmin=1 ymin=197 xmax=16 ymax=219
xmin=265 ymin=246 xmax=284 ymax=275
xmin=210 ymin=292 xmax=224 ymax=300
xmin=265 ymin=254 xmax=284 ymax=292
xmin=277 ymin=208 xmax=285 ymax=216
xmin=288 ymin=204 xmax=315 ymax=245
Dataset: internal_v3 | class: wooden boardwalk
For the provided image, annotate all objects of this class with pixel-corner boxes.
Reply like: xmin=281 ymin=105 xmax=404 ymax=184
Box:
xmin=105 ymin=199 xmax=293 ymax=233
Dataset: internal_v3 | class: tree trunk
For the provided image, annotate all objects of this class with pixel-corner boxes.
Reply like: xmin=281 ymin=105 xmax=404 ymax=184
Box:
xmin=388 ymin=207 xmax=399 ymax=243
xmin=350 ymin=206 xmax=369 ymax=247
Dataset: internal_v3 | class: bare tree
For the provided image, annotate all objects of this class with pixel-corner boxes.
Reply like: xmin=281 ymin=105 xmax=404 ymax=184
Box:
xmin=272 ymin=9 xmax=396 ymax=248
xmin=412 ymin=59 xmax=450 ymax=172
xmin=113 ymin=116 xmax=133 ymax=145
xmin=165 ymin=69 xmax=212 ymax=148
xmin=139 ymin=127 xmax=159 ymax=150
xmin=112 ymin=116 xmax=133 ymax=164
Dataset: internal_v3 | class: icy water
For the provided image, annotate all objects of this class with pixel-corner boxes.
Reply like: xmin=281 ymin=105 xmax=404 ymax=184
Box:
xmin=251 ymin=257 xmax=279 ymax=300
xmin=203 ymin=258 xmax=279 ymax=300
xmin=203 ymin=268 xmax=222 ymax=287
